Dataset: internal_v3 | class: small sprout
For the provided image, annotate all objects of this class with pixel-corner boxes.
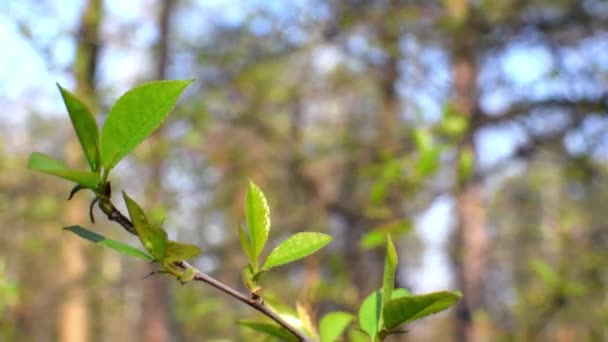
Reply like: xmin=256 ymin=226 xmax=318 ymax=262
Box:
xmin=178 ymin=268 xmax=196 ymax=284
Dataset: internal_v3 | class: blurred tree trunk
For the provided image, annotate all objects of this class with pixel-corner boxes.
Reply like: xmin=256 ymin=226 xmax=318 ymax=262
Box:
xmin=59 ymin=0 xmax=102 ymax=341
xmin=141 ymin=1 xmax=176 ymax=341
xmin=450 ymin=23 xmax=488 ymax=342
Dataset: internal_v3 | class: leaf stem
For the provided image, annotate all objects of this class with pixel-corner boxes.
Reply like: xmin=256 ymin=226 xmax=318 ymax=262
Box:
xmin=96 ymin=197 xmax=311 ymax=341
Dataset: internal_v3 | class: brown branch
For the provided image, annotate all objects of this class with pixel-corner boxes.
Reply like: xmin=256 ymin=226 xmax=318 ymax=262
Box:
xmin=96 ymin=198 xmax=311 ymax=342
xmin=473 ymin=96 xmax=607 ymax=129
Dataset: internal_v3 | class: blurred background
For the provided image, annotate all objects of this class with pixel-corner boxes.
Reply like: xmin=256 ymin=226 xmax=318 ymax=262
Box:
xmin=1 ymin=0 xmax=608 ymax=341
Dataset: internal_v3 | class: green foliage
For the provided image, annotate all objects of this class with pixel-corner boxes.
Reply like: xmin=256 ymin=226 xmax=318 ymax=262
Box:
xmin=239 ymin=181 xmax=332 ymax=297
xmin=360 ymin=220 xmax=412 ymax=250
xmin=356 ymin=235 xmax=460 ymax=341
xmin=529 ymin=258 xmax=559 ymax=287
xmin=30 ymin=81 xmax=461 ymax=341
xmin=165 ymin=241 xmax=202 ymax=262
xmin=263 ymin=232 xmax=332 ymax=269
xmin=123 ymin=191 xmax=169 ymax=261
xmin=100 ymin=80 xmax=192 ymax=173
xmin=238 ymin=223 xmax=255 ymax=263
xmin=358 ymin=290 xmax=382 ymax=339
xmin=122 ymin=191 xmax=200 ymax=265
xmin=27 ymin=152 xmax=101 ymax=189
xmin=458 ymin=146 xmax=475 ymax=184
xmin=64 ymin=225 xmax=153 ymax=261
xmin=245 ymin=180 xmax=271 ymax=267
xmin=440 ymin=102 xmax=469 ymax=138
xmin=382 ymin=291 xmax=462 ymax=330
xmin=381 ymin=236 xmax=398 ymax=307
xmin=57 ymin=83 xmax=101 ymax=172
xmin=413 ymin=129 xmax=441 ymax=178
xmin=237 ymin=320 xmax=298 ymax=342
xmin=319 ymin=312 xmax=353 ymax=342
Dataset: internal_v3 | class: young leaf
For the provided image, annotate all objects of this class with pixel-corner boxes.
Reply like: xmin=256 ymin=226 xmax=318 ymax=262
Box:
xmin=100 ymin=80 xmax=192 ymax=172
xmin=391 ymin=288 xmax=410 ymax=299
xmin=27 ymin=152 xmax=101 ymax=188
xmin=122 ymin=191 xmax=168 ymax=261
xmin=358 ymin=290 xmax=382 ymax=340
xmin=382 ymin=291 xmax=462 ymax=330
xmin=64 ymin=225 xmax=153 ymax=261
xmin=319 ymin=311 xmax=353 ymax=342
xmin=177 ymin=267 xmax=196 ymax=283
xmin=382 ymin=235 xmax=398 ymax=306
xmin=237 ymin=320 xmax=299 ymax=342
xmin=238 ymin=223 xmax=254 ymax=263
xmin=57 ymin=84 xmax=101 ymax=172
xmin=164 ymin=240 xmax=201 ymax=262
xmin=245 ymin=180 xmax=270 ymax=263
xmin=263 ymin=232 xmax=332 ymax=269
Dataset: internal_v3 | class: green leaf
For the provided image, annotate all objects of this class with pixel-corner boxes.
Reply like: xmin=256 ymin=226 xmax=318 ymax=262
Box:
xmin=416 ymin=146 xmax=441 ymax=178
xmin=238 ymin=320 xmax=299 ymax=342
xmin=27 ymin=152 xmax=101 ymax=188
xmin=458 ymin=146 xmax=474 ymax=183
xmin=529 ymin=258 xmax=559 ymax=287
xmin=245 ymin=180 xmax=271 ymax=263
xmin=319 ymin=311 xmax=353 ymax=342
xmin=57 ymin=84 xmax=101 ymax=172
xmin=177 ymin=267 xmax=196 ymax=283
xmin=64 ymin=225 xmax=153 ymax=261
xmin=100 ymin=80 xmax=192 ymax=172
xmin=413 ymin=129 xmax=432 ymax=152
xmin=391 ymin=288 xmax=410 ymax=299
xmin=382 ymin=291 xmax=462 ymax=330
xmin=122 ymin=191 xmax=168 ymax=260
xmin=238 ymin=223 xmax=254 ymax=264
xmin=263 ymin=232 xmax=332 ymax=269
xmin=164 ymin=240 xmax=201 ymax=262
xmin=382 ymin=235 xmax=398 ymax=307
xmin=358 ymin=290 xmax=382 ymax=340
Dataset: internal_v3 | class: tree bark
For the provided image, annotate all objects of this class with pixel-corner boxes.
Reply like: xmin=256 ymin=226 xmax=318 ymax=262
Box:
xmin=450 ymin=30 xmax=488 ymax=342
xmin=141 ymin=1 xmax=176 ymax=341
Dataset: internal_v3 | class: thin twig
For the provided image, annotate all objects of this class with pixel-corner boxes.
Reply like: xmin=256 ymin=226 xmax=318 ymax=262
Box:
xmin=97 ymin=197 xmax=311 ymax=342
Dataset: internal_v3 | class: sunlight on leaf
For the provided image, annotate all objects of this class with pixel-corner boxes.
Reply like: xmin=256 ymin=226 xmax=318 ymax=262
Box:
xmin=263 ymin=232 xmax=332 ymax=269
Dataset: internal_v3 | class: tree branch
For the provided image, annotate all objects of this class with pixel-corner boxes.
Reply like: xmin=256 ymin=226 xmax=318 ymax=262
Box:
xmin=473 ymin=96 xmax=607 ymax=130
xmin=96 ymin=198 xmax=311 ymax=342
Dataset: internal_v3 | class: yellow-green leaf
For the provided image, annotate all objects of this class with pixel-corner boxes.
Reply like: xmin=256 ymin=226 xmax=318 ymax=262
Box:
xmin=382 ymin=235 xmax=398 ymax=306
xmin=263 ymin=232 xmax=332 ymax=269
xmin=122 ymin=191 xmax=168 ymax=260
xmin=319 ymin=311 xmax=353 ymax=342
xmin=238 ymin=223 xmax=254 ymax=264
xmin=245 ymin=180 xmax=270 ymax=262
xmin=358 ymin=290 xmax=382 ymax=340
xmin=164 ymin=240 xmax=201 ymax=262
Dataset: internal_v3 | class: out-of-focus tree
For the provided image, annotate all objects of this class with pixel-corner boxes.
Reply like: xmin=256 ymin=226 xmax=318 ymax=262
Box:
xmin=488 ymin=152 xmax=608 ymax=341
xmin=2 ymin=0 xmax=607 ymax=340
xmin=59 ymin=1 xmax=102 ymax=342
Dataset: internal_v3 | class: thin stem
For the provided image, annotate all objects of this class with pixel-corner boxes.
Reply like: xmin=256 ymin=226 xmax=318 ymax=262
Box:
xmin=97 ymin=197 xmax=311 ymax=342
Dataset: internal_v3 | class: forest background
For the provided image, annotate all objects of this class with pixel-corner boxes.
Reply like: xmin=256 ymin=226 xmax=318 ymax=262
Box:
xmin=1 ymin=0 xmax=607 ymax=341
